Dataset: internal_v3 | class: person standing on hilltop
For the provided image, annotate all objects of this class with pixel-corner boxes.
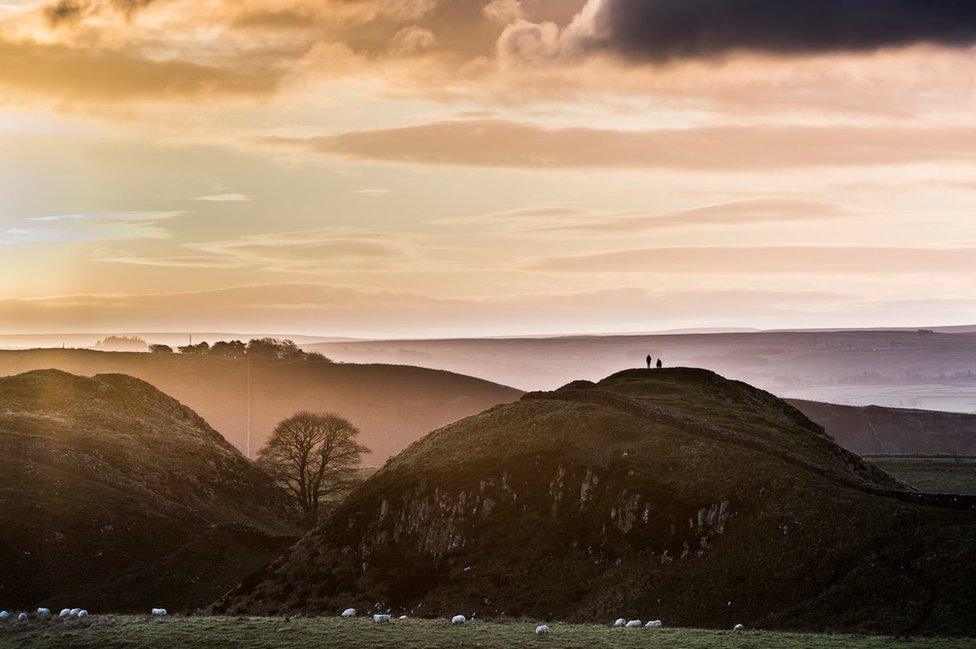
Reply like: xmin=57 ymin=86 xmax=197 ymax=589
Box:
xmin=656 ymin=358 xmax=663 ymax=369
xmin=646 ymin=354 xmax=652 ymax=369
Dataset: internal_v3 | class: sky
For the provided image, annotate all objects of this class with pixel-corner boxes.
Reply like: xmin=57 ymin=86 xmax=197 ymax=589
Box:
xmin=1 ymin=0 xmax=976 ymax=337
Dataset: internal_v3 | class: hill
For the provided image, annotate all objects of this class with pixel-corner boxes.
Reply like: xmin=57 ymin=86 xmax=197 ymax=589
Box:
xmin=215 ymin=368 xmax=976 ymax=636
xmin=788 ymin=400 xmax=976 ymax=456
xmin=0 ymin=370 xmax=298 ymax=612
xmin=306 ymin=329 xmax=976 ymax=413
xmin=0 ymin=349 xmax=522 ymax=463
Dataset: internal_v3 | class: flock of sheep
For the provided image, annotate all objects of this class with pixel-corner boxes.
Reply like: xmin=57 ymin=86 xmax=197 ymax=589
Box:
xmin=0 ymin=607 xmax=168 ymax=623
xmin=1 ymin=606 xmax=746 ymax=636
xmin=343 ymin=608 xmax=746 ymax=636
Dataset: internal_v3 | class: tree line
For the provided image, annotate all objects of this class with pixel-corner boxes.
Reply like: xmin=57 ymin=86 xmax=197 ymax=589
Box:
xmin=149 ymin=337 xmax=332 ymax=363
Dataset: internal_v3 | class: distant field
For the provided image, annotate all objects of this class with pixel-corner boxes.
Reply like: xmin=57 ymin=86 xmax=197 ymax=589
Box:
xmin=868 ymin=456 xmax=976 ymax=495
xmin=0 ymin=617 xmax=972 ymax=649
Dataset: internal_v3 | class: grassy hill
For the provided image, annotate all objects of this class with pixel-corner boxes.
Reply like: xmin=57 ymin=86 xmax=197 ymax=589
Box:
xmin=788 ymin=400 xmax=976 ymax=456
xmin=1 ymin=616 xmax=973 ymax=649
xmin=215 ymin=368 xmax=976 ymax=636
xmin=0 ymin=370 xmax=298 ymax=612
xmin=0 ymin=349 xmax=522 ymax=463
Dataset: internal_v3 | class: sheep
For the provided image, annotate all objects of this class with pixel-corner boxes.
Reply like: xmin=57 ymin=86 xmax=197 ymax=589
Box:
xmin=340 ymin=608 xmax=356 ymax=618
xmin=645 ymin=619 xmax=663 ymax=629
xmin=59 ymin=609 xmax=71 ymax=619
xmin=36 ymin=608 xmax=51 ymax=618
xmin=613 ymin=618 xmax=626 ymax=627
xmin=625 ymin=620 xmax=641 ymax=628
xmin=733 ymin=623 xmax=745 ymax=631
xmin=78 ymin=610 xmax=90 ymax=619
xmin=151 ymin=608 xmax=168 ymax=617
xmin=399 ymin=615 xmax=408 ymax=620
xmin=373 ymin=614 xmax=391 ymax=624
xmin=69 ymin=608 xmax=82 ymax=618
xmin=0 ymin=611 xmax=8 ymax=620
xmin=17 ymin=613 xmax=28 ymax=622
xmin=535 ymin=624 xmax=550 ymax=636
xmin=451 ymin=615 xmax=466 ymax=625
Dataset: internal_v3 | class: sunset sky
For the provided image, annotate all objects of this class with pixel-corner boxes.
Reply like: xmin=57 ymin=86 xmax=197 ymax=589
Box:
xmin=2 ymin=0 xmax=976 ymax=337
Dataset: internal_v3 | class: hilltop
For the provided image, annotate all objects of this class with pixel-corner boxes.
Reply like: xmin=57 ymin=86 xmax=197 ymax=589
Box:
xmin=0 ymin=349 xmax=522 ymax=463
xmin=0 ymin=370 xmax=298 ymax=612
xmin=307 ymin=329 xmax=976 ymax=413
xmin=216 ymin=368 xmax=976 ymax=636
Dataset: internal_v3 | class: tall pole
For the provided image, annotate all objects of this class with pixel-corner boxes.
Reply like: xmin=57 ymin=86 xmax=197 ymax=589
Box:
xmin=246 ymin=353 xmax=251 ymax=460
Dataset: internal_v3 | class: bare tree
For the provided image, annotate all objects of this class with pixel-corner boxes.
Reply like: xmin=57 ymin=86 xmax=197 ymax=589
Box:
xmin=257 ymin=411 xmax=369 ymax=527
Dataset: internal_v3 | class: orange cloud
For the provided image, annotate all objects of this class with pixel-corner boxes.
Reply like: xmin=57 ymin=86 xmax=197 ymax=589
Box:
xmin=0 ymin=36 xmax=284 ymax=103
xmin=266 ymin=120 xmax=976 ymax=170
xmin=530 ymin=246 xmax=976 ymax=275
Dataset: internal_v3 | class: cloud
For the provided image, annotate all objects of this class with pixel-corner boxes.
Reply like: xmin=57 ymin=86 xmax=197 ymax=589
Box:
xmin=28 ymin=210 xmax=182 ymax=222
xmin=388 ymin=25 xmax=437 ymax=56
xmin=0 ymin=282 xmax=859 ymax=336
xmin=0 ymin=36 xmax=284 ymax=103
xmin=531 ymin=199 xmax=869 ymax=234
xmin=193 ymin=193 xmax=253 ymax=202
xmin=267 ymin=119 xmax=976 ymax=170
xmin=482 ymin=0 xmax=524 ymax=25
xmin=530 ymin=246 xmax=976 ymax=275
xmin=97 ymin=228 xmax=415 ymax=273
xmin=43 ymin=0 xmax=160 ymax=25
xmin=2 ymin=211 xmax=181 ymax=244
xmin=522 ymin=0 xmax=976 ymax=63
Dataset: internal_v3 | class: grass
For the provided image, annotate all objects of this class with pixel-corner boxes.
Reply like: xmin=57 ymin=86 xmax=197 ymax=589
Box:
xmin=867 ymin=456 xmax=976 ymax=495
xmin=0 ymin=616 xmax=972 ymax=649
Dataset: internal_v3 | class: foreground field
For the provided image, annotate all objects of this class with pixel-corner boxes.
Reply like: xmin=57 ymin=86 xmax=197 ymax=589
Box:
xmin=868 ymin=456 xmax=976 ymax=495
xmin=0 ymin=616 xmax=972 ymax=649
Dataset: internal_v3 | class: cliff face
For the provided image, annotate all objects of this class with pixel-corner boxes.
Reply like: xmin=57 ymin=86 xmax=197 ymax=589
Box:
xmin=216 ymin=369 xmax=976 ymax=636
xmin=0 ymin=370 xmax=298 ymax=612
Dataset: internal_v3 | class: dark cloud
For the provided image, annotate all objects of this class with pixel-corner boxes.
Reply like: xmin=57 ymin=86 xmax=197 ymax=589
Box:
xmin=584 ymin=0 xmax=976 ymax=60
xmin=45 ymin=0 xmax=159 ymax=25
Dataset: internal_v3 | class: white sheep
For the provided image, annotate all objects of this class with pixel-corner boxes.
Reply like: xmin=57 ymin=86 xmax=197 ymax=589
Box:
xmin=78 ymin=610 xmax=89 ymax=619
xmin=613 ymin=618 xmax=626 ymax=627
xmin=399 ymin=615 xmax=408 ymax=620
xmin=0 ymin=611 xmax=8 ymax=620
xmin=36 ymin=608 xmax=51 ymax=618
xmin=151 ymin=608 xmax=167 ymax=617
xmin=645 ymin=619 xmax=663 ymax=629
xmin=58 ymin=609 xmax=71 ymax=619
xmin=733 ymin=623 xmax=745 ymax=631
xmin=69 ymin=608 xmax=82 ymax=618
xmin=625 ymin=620 xmax=641 ymax=628
xmin=451 ymin=615 xmax=466 ymax=625
xmin=340 ymin=608 xmax=356 ymax=618
xmin=373 ymin=614 xmax=391 ymax=624
xmin=17 ymin=613 xmax=28 ymax=622
xmin=535 ymin=624 xmax=550 ymax=635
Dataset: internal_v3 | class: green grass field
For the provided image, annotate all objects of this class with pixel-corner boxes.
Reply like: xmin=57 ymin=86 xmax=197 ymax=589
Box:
xmin=0 ymin=616 xmax=971 ymax=649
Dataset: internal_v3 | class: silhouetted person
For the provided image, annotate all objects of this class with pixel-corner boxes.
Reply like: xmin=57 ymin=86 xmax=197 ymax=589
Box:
xmin=646 ymin=355 xmax=652 ymax=369
xmin=656 ymin=358 xmax=663 ymax=369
